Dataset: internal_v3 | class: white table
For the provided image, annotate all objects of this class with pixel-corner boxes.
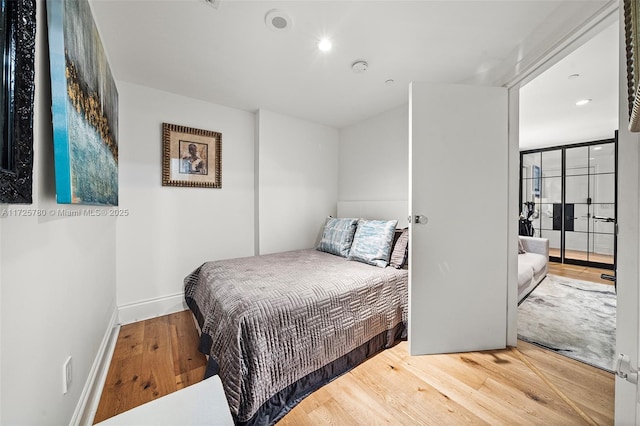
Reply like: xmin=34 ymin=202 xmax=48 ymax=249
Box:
xmin=95 ymin=376 xmax=233 ymax=425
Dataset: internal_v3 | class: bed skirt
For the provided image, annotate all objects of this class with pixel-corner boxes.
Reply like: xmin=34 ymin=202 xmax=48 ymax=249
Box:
xmin=200 ymin=320 xmax=407 ymax=425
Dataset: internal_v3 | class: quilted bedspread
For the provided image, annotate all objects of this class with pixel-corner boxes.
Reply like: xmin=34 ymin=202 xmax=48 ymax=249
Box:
xmin=184 ymin=249 xmax=408 ymax=424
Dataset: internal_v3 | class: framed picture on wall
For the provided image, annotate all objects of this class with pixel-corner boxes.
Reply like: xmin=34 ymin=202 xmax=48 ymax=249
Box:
xmin=0 ymin=0 xmax=36 ymax=204
xmin=162 ymin=122 xmax=222 ymax=188
xmin=532 ymin=164 xmax=541 ymax=198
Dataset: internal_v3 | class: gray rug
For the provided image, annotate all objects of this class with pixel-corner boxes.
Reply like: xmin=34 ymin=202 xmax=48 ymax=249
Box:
xmin=518 ymin=274 xmax=616 ymax=372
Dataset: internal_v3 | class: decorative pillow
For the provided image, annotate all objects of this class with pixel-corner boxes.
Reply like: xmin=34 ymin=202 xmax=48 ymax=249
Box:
xmin=389 ymin=227 xmax=409 ymax=269
xmin=348 ymin=219 xmax=398 ymax=267
xmin=316 ymin=217 xmax=358 ymax=257
xmin=518 ymin=239 xmax=526 ymax=254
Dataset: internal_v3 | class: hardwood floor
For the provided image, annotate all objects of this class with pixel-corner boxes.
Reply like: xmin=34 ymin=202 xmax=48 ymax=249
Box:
xmin=548 ymin=248 xmax=614 ymax=266
xmin=93 ymin=311 xmax=207 ymax=423
xmin=548 ymin=261 xmax=614 ymax=286
xmin=280 ymin=340 xmax=613 ymax=425
xmin=94 ymin=310 xmax=614 ymax=425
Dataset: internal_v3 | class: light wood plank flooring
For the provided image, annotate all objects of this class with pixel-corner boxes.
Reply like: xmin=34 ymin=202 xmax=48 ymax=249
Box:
xmin=93 ymin=311 xmax=207 ymax=423
xmin=548 ymin=248 xmax=614 ymax=267
xmin=548 ymin=261 xmax=614 ymax=286
xmin=94 ymin=310 xmax=614 ymax=425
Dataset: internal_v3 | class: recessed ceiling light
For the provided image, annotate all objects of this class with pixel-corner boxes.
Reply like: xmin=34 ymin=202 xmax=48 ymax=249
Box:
xmin=385 ymin=79 xmax=395 ymax=85
xmin=593 ymin=146 xmax=603 ymax=151
xmin=568 ymin=73 xmax=580 ymax=80
xmin=318 ymin=38 xmax=332 ymax=52
xmin=576 ymin=99 xmax=592 ymax=106
xmin=265 ymin=9 xmax=291 ymax=31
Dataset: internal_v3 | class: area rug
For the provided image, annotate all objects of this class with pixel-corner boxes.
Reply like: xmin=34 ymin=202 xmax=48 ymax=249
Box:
xmin=518 ymin=274 xmax=616 ymax=372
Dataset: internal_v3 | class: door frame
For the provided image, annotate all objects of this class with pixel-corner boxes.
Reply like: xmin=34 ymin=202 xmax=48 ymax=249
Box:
xmin=502 ymin=3 xmax=638 ymax=423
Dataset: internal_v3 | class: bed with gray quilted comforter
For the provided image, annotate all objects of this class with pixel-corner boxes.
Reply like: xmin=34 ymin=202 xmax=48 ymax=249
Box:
xmin=184 ymin=248 xmax=408 ymax=425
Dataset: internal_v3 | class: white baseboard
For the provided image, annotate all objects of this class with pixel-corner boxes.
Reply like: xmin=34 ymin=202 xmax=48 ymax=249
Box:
xmin=71 ymin=308 xmax=120 ymax=426
xmin=118 ymin=292 xmax=188 ymax=325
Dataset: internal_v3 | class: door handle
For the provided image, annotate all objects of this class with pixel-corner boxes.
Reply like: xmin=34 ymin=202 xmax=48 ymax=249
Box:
xmin=593 ymin=216 xmax=616 ymax=223
xmin=411 ymin=215 xmax=428 ymax=225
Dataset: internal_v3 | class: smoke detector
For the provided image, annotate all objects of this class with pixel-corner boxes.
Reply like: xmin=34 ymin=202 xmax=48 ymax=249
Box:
xmin=351 ymin=60 xmax=368 ymax=73
xmin=265 ymin=10 xmax=292 ymax=31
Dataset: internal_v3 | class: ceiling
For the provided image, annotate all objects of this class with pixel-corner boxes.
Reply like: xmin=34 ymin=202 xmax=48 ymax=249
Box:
xmin=90 ymin=0 xmax=615 ymax=132
xmin=519 ymin=19 xmax=619 ymax=150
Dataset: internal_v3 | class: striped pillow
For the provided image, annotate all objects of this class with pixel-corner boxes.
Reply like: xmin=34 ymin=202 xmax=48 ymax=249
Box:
xmin=348 ymin=219 xmax=398 ymax=267
xmin=389 ymin=227 xmax=409 ymax=269
xmin=316 ymin=217 xmax=358 ymax=257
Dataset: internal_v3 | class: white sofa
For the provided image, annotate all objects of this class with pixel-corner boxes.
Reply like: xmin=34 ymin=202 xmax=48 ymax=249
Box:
xmin=518 ymin=236 xmax=549 ymax=304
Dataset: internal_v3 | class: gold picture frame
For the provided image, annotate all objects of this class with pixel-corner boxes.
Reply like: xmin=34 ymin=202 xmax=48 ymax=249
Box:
xmin=625 ymin=0 xmax=640 ymax=132
xmin=162 ymin=123 xmax=222 ymax=188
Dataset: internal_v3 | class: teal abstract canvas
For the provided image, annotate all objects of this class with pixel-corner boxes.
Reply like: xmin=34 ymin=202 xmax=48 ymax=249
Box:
xmin=47 ymin=0 xmax=118 ymax=205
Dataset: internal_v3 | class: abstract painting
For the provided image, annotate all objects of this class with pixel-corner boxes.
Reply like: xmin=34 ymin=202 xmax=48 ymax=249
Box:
xmin=47 ymin=0 xmax=118 ymax=205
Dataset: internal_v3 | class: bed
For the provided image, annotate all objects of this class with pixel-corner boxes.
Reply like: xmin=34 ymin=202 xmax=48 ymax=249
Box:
xmin=184 ymin=218 xmax=409 ymax=425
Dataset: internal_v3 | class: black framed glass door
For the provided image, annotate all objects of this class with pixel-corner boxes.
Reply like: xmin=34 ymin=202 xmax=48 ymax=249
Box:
xmin=564 ymin=143 xmax=616 ymax=266
xmin=520 ymin=137 xmax=617 ymax=270
xmin=521 ymin=149 xmax=562 ymax=262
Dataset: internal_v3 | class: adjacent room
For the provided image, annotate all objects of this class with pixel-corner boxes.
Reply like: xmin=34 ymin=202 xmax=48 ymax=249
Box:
xmin=517 ymin=19 xmax=619 ymax=373
xmin=1 ymin=0 xmax=638 ymax=425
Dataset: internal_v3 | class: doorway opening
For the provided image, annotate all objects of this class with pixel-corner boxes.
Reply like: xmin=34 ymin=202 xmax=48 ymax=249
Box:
xmin=515 ymin=15 xmax=618 ymax=380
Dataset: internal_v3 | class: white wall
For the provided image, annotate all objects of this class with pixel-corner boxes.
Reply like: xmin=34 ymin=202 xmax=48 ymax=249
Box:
xmin=339 ymin=104 xmax=408 ymax=202
xmin=1 ymin=3 xmax=117 ymax=423
xmin=256 ymin=109 xmax=339 ymax=255
xmin=115 ymin=82 xmax=255 ymax=314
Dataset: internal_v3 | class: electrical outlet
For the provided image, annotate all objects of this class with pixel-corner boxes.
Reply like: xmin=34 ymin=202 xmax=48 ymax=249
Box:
xmin=63 ymin=356 xmax=72 ymax=394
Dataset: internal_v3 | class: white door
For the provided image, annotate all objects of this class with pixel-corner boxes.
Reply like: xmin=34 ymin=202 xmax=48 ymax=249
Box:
xmin=616 ymin=109 xmax=640 ymax=424
xmin=409 ymin=82 xmax=509 ymax=355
